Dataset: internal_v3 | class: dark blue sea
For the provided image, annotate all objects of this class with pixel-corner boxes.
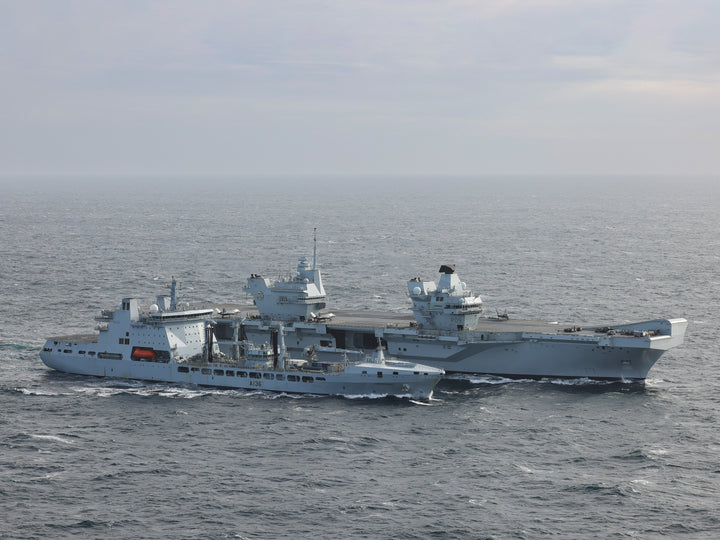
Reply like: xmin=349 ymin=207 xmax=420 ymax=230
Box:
xmin=1 ymin=176 xmax=718 ymax=538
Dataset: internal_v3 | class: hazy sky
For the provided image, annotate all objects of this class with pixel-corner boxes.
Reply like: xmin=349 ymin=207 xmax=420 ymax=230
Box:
xmin=2 ymin=0 xmax=719 ymax=176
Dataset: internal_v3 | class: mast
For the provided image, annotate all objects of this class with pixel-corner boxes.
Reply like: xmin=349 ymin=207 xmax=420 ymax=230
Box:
xmin=277 ymin=323 xmax=286 ymax=370
xmin=312 ymin=227 xmax=317 ymax=270
xmin=170 ymin=276 xmax=177 ymax=311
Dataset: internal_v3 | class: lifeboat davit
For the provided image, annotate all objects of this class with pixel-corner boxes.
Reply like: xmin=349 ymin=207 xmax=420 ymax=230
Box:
xmin=133 ymin=348 xmax=156 ymax=359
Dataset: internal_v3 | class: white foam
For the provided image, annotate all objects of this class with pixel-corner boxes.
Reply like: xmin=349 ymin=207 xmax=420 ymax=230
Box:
xmin=409 ymin=399 xmax=433 ymax=406
xmin=72 ymin=386 xmax=126 ymax=397
xmin=30 ymin=434 xmax=74 ymax=445
xmin=541 ymin=377 xmax=614 ymax=386
xmin=631 ymin=478 xmax=652 ymax=485
xmin=17 ymin=388 xmax=62 ymax=396
xmin=446 ymin=374 xmax=533 ymax=385
xmin=644 ymin=377 xmax=669 ymax=387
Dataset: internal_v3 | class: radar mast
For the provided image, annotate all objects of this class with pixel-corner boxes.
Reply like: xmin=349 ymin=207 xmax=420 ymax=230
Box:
xmin=312 ymin=227 xmax=318 ymax=270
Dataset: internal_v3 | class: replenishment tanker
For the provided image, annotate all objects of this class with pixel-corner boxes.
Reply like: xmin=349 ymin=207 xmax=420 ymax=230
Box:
xmin=40 ymin=279 xmax=444 ymax=400
xmin=214 ymin=238 xmax=687 ymax=382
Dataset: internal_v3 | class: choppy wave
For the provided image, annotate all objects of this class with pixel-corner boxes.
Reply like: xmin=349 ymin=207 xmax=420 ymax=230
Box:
xmin=68 ymin=383 xmax=300 ymax=400
xmin=538 ymin=377 xmax=618 ymax=386
xmin=341 ymin=392 xmax=408 ymax=400
xmin=44 ymin=380 xmax=434 ymax=403
xmin=5 ymin=433 xmax=78 ymax=451
xmin=28 ymin=434 xmax=75 ymax=445
xmin=0 ymin=342 xmax=38 ymax=352
xmin=15 ymin=387 xmax=71 ymax=396
xmin=443 ymin=373 xmax=624 ymax=387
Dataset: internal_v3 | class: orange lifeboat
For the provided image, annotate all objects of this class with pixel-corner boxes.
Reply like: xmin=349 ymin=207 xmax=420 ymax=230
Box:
xmin=133 ymin=348 xmax=156 ymax=359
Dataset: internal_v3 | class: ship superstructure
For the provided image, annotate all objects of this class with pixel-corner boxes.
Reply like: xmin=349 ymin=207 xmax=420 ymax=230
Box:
xmin=408 ymin=264 xmax=483 ymax=331
xmin=244 ymin=256 xmax=326 ymax=322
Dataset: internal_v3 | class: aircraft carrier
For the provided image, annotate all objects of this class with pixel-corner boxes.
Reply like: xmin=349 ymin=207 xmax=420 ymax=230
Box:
xmin=211 ymin=238 xmax=687 ymax=382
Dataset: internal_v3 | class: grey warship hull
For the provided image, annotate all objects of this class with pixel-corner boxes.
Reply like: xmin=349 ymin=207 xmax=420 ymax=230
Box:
xmin=214 ymin=308 xmax=687 ymax=382
xmin=41 ymin=344 xmax=441 ymax=399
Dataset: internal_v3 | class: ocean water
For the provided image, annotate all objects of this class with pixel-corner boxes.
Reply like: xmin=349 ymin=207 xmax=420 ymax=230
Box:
xmin=1 ymin=175 xmax=718 ymax=538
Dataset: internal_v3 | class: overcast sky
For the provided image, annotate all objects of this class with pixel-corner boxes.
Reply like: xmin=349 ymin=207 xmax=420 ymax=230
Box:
xmin=1 ymin=0 xmax=719 ymax=177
